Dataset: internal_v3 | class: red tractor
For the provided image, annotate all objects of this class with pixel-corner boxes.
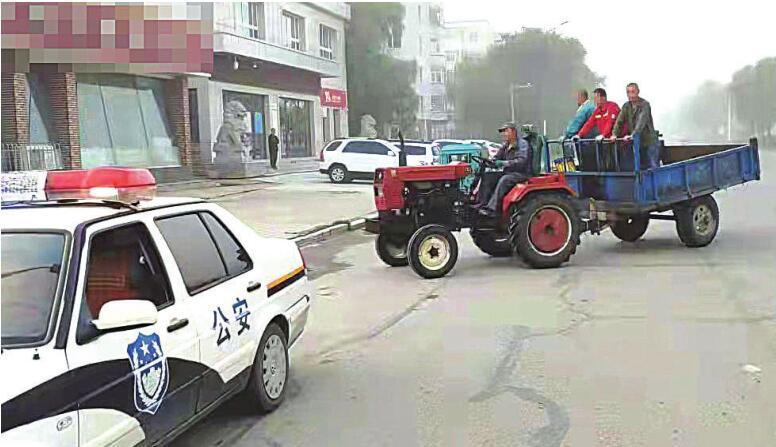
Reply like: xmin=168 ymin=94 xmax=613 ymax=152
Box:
xmin=364 ymin=155 xmax=581 ymax=279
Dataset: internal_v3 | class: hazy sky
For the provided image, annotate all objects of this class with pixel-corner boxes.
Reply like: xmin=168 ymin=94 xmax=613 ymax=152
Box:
xmin=443 ymin=0 xmax=776 ymax=120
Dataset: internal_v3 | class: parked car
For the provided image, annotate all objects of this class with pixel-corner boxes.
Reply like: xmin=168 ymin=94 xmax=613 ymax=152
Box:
xmin=318 ymin=138 xmax=427 ymax=183
xmin=388 ymin=141 xmax=438 ymax=166
xmin=466 ymin=139 xmax=502 ymax=158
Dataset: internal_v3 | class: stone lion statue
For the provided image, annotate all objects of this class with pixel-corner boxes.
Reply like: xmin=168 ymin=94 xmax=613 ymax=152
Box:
xmin=214 ymin=100 xmax=250 ymax=163
xmin=359 ymin=114 xmax=378 ymax=138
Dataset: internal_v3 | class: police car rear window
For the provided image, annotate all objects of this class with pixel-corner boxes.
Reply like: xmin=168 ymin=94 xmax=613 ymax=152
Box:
xmin=1 ymin=233 xmax=66 ymax=346
xmin=156 ymin=212 xmax=251 ymax=295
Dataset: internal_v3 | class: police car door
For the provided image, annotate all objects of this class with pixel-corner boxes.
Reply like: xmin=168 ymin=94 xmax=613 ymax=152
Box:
xmin=64 ymin=218 xmax=200 ymax=446
xmin=154 ymin=208 xmax=265 ymax=413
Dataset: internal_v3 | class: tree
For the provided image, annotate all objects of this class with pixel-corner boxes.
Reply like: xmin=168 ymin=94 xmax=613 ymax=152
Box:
xmin=731 ymin=57 xmax=776 ymax=145
xmin=345 ymin=3 xmax=418 ymax=138
xmin=452 ymin=29 xmax=601 ymax=140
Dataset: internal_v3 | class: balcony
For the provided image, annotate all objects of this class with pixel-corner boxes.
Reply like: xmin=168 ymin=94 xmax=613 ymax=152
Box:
xmin=214 ymin=31 xmax=341 ymax=78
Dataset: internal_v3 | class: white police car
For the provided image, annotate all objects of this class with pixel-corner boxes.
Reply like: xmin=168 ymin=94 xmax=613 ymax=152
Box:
xmin=1 ymin=168 xmax=311 ymax=446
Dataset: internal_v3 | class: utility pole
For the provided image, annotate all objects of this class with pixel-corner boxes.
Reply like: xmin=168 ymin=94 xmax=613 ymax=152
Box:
xmin=727 ymin=90 xmax=733 ymax=142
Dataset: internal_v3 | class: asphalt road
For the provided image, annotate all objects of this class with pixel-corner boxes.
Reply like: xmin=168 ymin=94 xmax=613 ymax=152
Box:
xmin=172 ymin=151 xmax=775 ymax=447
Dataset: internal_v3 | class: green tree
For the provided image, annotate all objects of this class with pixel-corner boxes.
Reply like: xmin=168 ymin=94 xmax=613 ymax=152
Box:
xmin=731 ymin=57 xmax=776 ymax=145
xmin=452 ymin=29 xmax=601 ymax=140
xmin=345 ymin=3 xmax=417 ymax=138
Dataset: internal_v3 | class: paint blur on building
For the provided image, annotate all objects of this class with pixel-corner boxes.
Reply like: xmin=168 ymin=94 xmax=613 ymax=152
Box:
xmin=1 ymin=2 xmax=350 ymax=179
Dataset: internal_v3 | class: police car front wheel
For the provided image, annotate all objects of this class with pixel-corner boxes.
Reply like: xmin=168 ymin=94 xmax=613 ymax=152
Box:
xmin=247 ymin=323 xmax=288 ymax=413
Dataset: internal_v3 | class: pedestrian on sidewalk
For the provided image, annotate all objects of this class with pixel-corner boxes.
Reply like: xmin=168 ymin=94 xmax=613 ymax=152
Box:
xmin=268 ymin=128 xmax=280 ymax=170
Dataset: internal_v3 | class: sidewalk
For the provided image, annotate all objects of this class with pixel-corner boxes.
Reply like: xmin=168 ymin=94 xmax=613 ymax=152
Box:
xmin=158 ymin=172 xmax=376 ymax=242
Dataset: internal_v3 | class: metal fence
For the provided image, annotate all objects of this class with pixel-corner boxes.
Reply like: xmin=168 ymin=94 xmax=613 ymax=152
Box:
xmin=1 ymin=143 xmax=64 ymax=171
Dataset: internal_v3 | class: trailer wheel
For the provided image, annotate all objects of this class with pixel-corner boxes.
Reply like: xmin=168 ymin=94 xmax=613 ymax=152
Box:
xmin=509 ymin=193 xmax=579 ymax=269
xmin=470 ymin=230 xmax=512 ymax=257
xmin=674 ymin=195 xmax=719 ymax=247
xmin=375 ymin=233 xmax=409 ymax=267
xmin=408 ymin=224 xmax=458 ymax=279
xmin=610 ymin=215 xmax=650 ymax=242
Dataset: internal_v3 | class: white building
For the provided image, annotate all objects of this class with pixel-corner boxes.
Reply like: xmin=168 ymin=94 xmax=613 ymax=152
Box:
xmin=388 ymin=3 xmax=449 ymax=140
xmin=190 ymin=2 xmax=350 ymax=175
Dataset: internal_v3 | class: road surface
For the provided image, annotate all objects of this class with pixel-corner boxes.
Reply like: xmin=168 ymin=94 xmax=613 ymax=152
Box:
xmin=172 ymin=151 xmax=775 ymax=447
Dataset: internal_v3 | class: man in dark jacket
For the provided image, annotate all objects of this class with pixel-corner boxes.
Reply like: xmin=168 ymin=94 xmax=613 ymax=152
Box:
xmin=479 ymin=122 xmax=532 ymax=217
xmin=268 ymin=128 xmax=280 ymax=169
xmin=611 ymin=83 xmax=658 ymax=169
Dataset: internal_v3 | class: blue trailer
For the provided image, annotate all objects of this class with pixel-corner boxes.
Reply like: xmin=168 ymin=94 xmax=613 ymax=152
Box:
xmin=543 ymin=135 xmax=762 ymax=246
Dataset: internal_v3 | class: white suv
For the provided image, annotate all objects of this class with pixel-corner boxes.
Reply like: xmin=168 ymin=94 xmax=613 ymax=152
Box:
xmin=1 ymin=168 xmax=312 ymax=446
xmin=319 ymin=138 xmax=430 ymax=183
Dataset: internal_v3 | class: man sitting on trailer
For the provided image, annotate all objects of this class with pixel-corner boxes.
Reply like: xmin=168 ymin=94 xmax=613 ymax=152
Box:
xmin=478 ymin=122 xmax=532 ymax=218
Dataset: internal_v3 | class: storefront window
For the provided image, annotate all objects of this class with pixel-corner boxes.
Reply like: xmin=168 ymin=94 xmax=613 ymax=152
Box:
xmin=77 ymin=74 xmax=179 ymax=168
xmin=27 ymin=74 xmax=56 ymax=145
xmin=279 ymin=98 xmax=312 ymax=158
xmin=222 ymin=90 xmax=267 ymax=160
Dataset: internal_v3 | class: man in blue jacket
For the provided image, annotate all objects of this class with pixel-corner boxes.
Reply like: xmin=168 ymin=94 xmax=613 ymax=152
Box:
xmin=564 ymin=89 xmax=597 ymax=138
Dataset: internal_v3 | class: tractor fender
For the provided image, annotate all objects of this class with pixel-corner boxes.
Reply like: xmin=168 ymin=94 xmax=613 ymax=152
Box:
xmin=501 ymin=173 xmax=576 ymax=211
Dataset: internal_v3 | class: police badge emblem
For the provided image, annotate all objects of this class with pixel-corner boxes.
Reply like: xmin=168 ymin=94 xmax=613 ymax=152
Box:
xmin=127 ymin=333 xmax=169 ymax=415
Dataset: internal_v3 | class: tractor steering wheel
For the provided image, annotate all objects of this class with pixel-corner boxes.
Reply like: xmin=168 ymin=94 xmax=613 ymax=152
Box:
xmin=470 ymin=155 xmax=498 ymax=169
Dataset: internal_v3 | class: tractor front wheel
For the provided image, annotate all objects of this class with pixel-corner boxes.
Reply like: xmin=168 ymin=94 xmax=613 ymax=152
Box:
xmin=509 ymin=193 xmax=579 ymax=268
xmin=408 ymin=225 xmax=458 ymax=279
xmin=375 ymin=233 xmax=409 ymax=267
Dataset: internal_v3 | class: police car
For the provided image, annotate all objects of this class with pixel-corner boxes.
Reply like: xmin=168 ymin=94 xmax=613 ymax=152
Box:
xmin=1 ymin=168 xmax=312 ymax=446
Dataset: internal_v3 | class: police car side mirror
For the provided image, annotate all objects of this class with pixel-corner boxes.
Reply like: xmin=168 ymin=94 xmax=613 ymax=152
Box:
xmin=93 ymin=300 xmax=158 ymax=331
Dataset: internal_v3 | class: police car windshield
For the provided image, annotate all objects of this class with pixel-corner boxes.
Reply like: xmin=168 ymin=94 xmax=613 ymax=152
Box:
xmin=1 ymin=233 xmax=66 ymax=347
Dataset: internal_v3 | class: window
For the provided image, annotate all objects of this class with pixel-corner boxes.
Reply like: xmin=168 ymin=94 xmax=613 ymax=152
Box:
xmin=77 ymin=74 xmax=178 ymax=168
xmin=319 ymin=25 xmax=336 ymax=60
xmin=469 ymin=32 xmax=479 ymax=43
xmin=156 ymin=212 xmax=252 ymax=294
xmin=282 ymin=11 xmax=305 ymax=51
xmin=430 ymin=38 xmax=440 ymax=54
xmin=431 ymin=95 xmax=445 ymax=112
xmin=431 ymin=70 xmax=443 ymax=84
xmin=446 ymin=69 xmax=455 ymax=86
xmin=387 ymin=23 xmax=401 ymax=49
xmin=84 ymin=223 xmax=172 ymax=319
xmin=400 ymin=144 xmax=427 ymax=156
xmin=199 ymin=213 xmax=252 ymax=276
xmin=1 ymin=232 xmax=66 ymax=346
xmin=325 ymin=140 xmax=343 ymax=151
xmin=343 ymin=141 xmax=390 ymax=155
xmin=234 ymin=3 xmax=264 ymax=39
xmin=445 ymin=50 xmax=457 ymax=62
xmin=27 ymin=74 xmax=56 ymax=144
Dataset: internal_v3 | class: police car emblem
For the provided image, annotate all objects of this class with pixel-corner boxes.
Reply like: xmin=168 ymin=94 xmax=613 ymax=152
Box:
xmin=127 ymin=333 xmax=169 ymax=415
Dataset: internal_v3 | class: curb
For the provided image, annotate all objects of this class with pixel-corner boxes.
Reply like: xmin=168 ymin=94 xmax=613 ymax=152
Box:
xmin=292 ymin=213 xmax=376 ymax=247
xmin=158 ymin=169 xmax=317 ymax=192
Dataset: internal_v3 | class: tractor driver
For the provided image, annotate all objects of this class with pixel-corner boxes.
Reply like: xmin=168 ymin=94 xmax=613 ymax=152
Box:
xmin=478 ymin=122 xmax=532 ymax=218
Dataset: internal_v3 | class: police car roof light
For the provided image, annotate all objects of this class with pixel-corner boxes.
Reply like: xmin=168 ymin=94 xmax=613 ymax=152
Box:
xmin=44 ymin=167 xmax=157 ymax=203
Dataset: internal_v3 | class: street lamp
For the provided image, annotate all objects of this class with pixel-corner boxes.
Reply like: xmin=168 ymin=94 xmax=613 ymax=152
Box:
xmin=510 ymin=82 xmax=533 ymax=123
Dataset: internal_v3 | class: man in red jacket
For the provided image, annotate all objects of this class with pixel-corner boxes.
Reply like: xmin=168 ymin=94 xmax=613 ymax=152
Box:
xmin=575 ymin=88 xmax=621 ymax=138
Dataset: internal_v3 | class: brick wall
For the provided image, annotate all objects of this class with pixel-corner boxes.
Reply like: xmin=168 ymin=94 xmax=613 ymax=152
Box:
xmin=46 ymin=72 xmax=81 ymax=169
xmin=1 ymin=72 xmax=29 ymax=145
xmin=164 ymin=76 xmax=198 ymax=173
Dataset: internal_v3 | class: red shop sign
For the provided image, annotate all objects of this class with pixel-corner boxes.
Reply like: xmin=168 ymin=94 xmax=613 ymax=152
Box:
xmin=320 ymin=88 xmax=347 ymax=109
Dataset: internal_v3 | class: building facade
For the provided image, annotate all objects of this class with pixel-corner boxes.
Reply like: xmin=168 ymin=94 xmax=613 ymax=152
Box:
xmin=191 ymin=2 xmax=349 ymax=175
xmin=1 ymin=2 xmax=213 ymax=180
xmin=388 ymin=3 xmax=448 ymax=140
xmin=1 ymin=2 xmax=350 ymax=180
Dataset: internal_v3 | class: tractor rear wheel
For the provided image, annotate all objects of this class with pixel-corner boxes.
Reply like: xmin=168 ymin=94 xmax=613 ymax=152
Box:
xmin=610 ymin=215 xmax=650 ymax=242
xmin=408 ymin=225 xmax=458 ymax=279
xmin=673 ymin=195 xmax=719 ymax=247
xmin=509 ymin=193 xmax=579 ymax=269
xmin=470 ymin=230 xmax=512 ymax=257
xmin=375 ymin=233 xmax=409 ymax=267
